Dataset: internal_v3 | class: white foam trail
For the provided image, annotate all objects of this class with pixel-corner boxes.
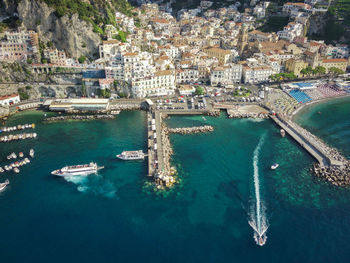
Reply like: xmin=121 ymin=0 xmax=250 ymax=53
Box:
xmin=253 ymin=135 xmax=264 ymax=233
xmin=249 ymin=135 xmax=269 ymax=245
xmin=63 ymin=174 xmax=116 ymax=198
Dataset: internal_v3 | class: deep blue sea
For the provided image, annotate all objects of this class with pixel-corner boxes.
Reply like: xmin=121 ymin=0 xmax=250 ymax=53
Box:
xmin=0 ymin=98 xmax=350 ymax=263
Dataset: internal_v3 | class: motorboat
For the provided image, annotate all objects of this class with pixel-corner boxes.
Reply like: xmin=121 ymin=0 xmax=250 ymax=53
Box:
xmin=0 ymin=179 xmax=9 ymax=191
xmin=271 ymin=163 xmax=279 ymax=170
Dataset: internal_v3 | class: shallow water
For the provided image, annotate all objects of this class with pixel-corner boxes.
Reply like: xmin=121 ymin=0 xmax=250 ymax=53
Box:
xmin=0 ymin=106 xmax=350 ymax=262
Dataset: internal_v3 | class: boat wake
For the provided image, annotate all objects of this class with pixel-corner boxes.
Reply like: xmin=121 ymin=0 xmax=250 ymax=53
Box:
xmin=248 ymin=135 xmax=269 ymax=246
xmin=63 ymin=174 xmax=116 ymax=198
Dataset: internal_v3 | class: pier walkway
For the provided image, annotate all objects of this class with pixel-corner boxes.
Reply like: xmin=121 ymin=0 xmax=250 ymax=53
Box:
xmin=270 ymin=115 xmax=343 ymax=167
xmin=147 ymin=111 xmax=164 ymax=177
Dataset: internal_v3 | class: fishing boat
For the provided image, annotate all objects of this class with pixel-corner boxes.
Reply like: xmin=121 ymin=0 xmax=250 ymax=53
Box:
xmin=29 ymin=149 xmax=34 ymax=158
xmin=0 ymin=179 xmax=9 ymax=192
xmin=116 ymin=150 xmax=145 ymax=160
xmin=271 ymin=163 xmax=279 ymax=170
xmin=51 ymin=162 xmax=104 ymax=177
xmin=280 ymin=129 xmax=286 ymax=137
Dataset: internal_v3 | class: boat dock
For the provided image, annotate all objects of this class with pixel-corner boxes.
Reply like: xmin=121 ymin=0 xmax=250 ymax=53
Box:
xmin=270 ymin=115 xmax=343 ymax=167
xmin=147 ymin=111 xmax=164 ymax=177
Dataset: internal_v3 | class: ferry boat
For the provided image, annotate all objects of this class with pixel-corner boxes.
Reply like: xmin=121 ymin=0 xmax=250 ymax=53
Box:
xmin=271 ymin=163 xmax=279 ymax=170
xmin=29 ymin=149 xmax=34 ymax=158
xmin=116 ymin=150 xmax=145 ymax=160
xmin=280 ymin=129 xmax=286 ymax=137
xmin=51 ymin=162 xmax=104 ymax=177
xmin=0 ymin=179 xmax=9 ymax=192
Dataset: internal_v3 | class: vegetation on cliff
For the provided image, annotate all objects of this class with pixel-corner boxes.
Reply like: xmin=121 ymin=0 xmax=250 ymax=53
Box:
xmin=38 ymin=0 xmax=135 ymax=36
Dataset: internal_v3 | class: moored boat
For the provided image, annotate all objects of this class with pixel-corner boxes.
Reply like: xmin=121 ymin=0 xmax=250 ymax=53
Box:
xmin=280 ymin=129 xmax=286 ymax=137
xmin=0 ymin=179 xmax=9 ymax=191
xmin=116 ymin=150 xmax=145 ymax=160
xmin=51 ymin=162 xmax=103 ymax=177
xmin=13 ymin=168 xmax=20 ymax=173
xmin=29 ymin=149 xmax=34 ymax=158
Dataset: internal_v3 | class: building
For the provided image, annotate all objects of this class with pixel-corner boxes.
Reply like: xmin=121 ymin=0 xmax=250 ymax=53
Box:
xmin=204 ymin=47 xmax=232 ymax=65
xmin=277 ymin=22 xmax=304 ymax=42
xmin=243 ymin=65 xmax=273 ymax=84
xmin=285 ymin=58 xmax=308 ymax=77
xmin=176 ymin=68 xmax=199 ymax=84
xmin=0 ymin=94 xmax=20 ymax=106
xmin=131 ymin=70 xmax=176 ymax=98
xmin=49 ymin=98 xmax=110 ymax=112
xmin=178 ymin=85 xmax=195 ymax=96
xmin=238 ymin=24 xmax=248 ymax=55
xmin=44 ymin=48 xmax=67 ymax=66
xmin=0 ymin=42 xmax=27 ymax=61
xmin=321 ymin=58 xmax=348 ymax=73
xmin=282 ymin=2 xmax=311 ymax=14
xmin=210 ymin=64 xmax=243 ymax=86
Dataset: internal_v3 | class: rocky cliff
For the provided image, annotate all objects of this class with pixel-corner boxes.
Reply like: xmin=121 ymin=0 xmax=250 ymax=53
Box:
xmin=17 ymin=0 xmax=101 ymax=59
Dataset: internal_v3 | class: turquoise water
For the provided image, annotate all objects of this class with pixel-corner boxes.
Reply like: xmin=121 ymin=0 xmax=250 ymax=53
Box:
xmin=0 ymin=105 xmax=350 ymax=262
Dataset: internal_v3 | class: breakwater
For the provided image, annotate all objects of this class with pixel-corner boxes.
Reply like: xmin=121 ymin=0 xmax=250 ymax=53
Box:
xmin=44 ymin=115 xmax=115 ymax=122
xmin=168 ymin=125 xmax=214 ymax=134
xmin=271 ymin=115 xmax=350 ymax=186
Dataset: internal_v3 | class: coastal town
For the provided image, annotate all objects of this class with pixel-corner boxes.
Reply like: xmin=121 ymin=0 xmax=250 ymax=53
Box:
xmin=0 ymin=0 xmax=350 ymax=191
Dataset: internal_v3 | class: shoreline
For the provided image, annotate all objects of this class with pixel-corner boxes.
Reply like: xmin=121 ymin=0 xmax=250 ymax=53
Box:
xmin=291 ymin=94 xmax=350 ymax=122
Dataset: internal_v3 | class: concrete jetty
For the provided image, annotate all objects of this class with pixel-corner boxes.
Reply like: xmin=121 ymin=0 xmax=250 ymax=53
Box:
xmin=270 ymin=115 xmax=338 ymax=166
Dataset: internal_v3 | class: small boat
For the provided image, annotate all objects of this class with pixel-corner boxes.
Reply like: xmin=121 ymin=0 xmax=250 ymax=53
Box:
xmin=117 ymin=150 xmax=145 ymax=160
xmin=29 ymin=149 xmax=34 ymax=158
xmin=13 ymin=168 xmax=20 ymax=173
xmin=280 ymin=129 xmax=286 ymax=137
xmin=271 ymin=163 xmax=279 ymax=170
xmin=0 ymin=167 xmax=4 ymax=173
xmin=0 ymin=179 xmax=9 ymax=192
xmin=19 ymin=152 xmax=24 ymax=158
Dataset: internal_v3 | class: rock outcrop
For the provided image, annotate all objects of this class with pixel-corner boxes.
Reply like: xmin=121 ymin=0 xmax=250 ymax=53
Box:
xmin=17 ymin=0 xmax=101 ymax=59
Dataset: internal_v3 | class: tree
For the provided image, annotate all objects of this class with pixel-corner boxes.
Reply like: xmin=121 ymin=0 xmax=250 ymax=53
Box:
xmin=27 ymin=58 xmax=33 ymax=64
xmin=314 ymin=66 xmax=326 ymax=76
xmin=195 ymin=86 xmax=205 ymax=95
xmin=329 ymin=67 xmax=344 ymax=76
xmin=78 ymin=55 xmax=87 ymax=64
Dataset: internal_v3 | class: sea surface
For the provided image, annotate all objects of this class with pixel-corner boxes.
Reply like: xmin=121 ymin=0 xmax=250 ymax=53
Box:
xmin=0 ymin=101 xmax=349 ymax=262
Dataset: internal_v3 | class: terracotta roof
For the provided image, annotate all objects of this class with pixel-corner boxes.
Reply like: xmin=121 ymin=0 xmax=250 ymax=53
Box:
xmin=322 ymin=58 xmax=347 ymax=63
xmin=0 ymin=93 xmax=18 ymax=101
xmin=123 ymin=52 xmax=138 ymax=57
xmin=155 ymin=70 xmax=172 ymax=76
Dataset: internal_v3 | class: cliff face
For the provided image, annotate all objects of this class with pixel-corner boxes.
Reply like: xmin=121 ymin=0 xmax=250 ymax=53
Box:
xmin=0 ymin=0 xmax=17 ymax=16
xmin=17 ymin=0 xmax=101 ymax=59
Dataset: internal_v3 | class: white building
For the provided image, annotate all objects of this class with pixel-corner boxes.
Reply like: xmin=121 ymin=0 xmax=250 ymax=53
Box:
xmin=277 ymin=22 xmax=304 ymax=42
xmin=210 ymin=64 xmax=243 ymax=86
xmin=131 ymin=70 xmax=176 ymax=98
xmin=0 ymin=94 xmax=20 ymax=106
xmin=176 ymin=68 xmax=199 ymax=84
xmin=243 ymin=65 xmax=273 ymax=84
